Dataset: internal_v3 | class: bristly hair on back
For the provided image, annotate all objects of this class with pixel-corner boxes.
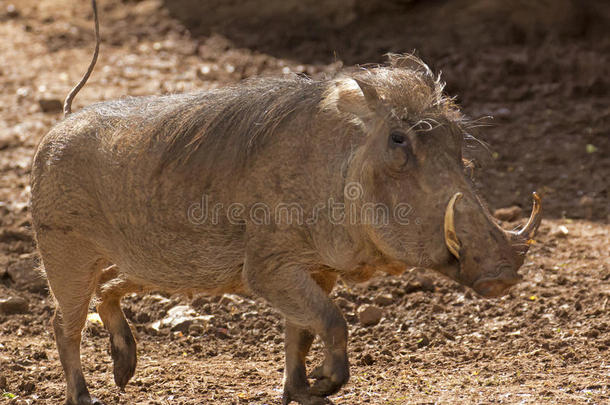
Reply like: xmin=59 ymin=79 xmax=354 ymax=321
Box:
xmin=156 ymin=76 xmax=327 ymax=174
xmin=155 ymin=54 xmax=467 ymax=175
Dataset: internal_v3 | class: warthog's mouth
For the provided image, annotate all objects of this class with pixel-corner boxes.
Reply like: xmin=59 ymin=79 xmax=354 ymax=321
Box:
xmin=472 ymin=272 xmax=522 ymax=297
xmin=440 ymin=253 xmax=521 ymax=298
xmin=440 ymin=191 xmax=542 ymax=298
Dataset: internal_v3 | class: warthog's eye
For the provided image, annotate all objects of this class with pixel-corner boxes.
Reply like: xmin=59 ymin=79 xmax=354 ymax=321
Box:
xmin=390 ymin=131 xmax=407 ymax=146
xmin=388 ymin=130 xmax=412 ymax=169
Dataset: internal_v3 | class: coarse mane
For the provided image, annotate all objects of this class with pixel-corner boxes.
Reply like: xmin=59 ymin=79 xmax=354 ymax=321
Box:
xmin=156 ymin=76 xmax=327 ymax=174
xmin=325 ymin=54 xmax=464 ymax=124
xmin=155 ymin=54 xmax=466 ymax=174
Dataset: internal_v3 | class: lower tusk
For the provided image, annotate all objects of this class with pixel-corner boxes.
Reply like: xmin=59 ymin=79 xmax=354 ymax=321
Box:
xmin=518 ymin=192 xmax=542 ymax=239
xmin=444 ymin=192 xmax=463 ymax=259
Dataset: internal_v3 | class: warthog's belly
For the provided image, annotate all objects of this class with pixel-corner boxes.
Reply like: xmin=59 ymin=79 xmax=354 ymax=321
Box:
xmin=106 ymin=229 xmax=247 ymax=294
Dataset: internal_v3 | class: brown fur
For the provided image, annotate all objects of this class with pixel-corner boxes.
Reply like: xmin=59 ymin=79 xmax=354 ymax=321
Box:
xmin=32 ymin=53 xmax=533 ymax=405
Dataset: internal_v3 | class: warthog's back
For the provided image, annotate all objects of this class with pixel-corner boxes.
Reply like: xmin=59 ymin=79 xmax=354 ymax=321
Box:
xmin=31 ymin=75 xmax=349 ymax=291
xmin=30 ymin=90 xmax=274 ymax=292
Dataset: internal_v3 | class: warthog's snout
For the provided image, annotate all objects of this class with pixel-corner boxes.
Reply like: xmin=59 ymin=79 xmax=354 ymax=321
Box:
xmin=443 ymin=192 xmax=543 ymax=297
xmin=472 ymin=269 xmax=522 ymax=297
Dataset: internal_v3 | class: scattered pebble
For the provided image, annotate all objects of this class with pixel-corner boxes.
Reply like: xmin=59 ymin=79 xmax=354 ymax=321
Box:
xmin=373 ymin=293 xmax=394 ymax=306
xmin=6 ymin=256 xmax=48 ymax=294
xmin=0 ymin=296 xmax=29 ymax=315
xmin=6 ymin=4 xmax=19 ymax=18
xmin=360 ymin=352 xmax=375 ymax=366
xmin=357 ymin=304 xmax=383 ymax=326
xmin=552 ymin=225 xmax=569 ymax=238
xmin=493 ymin=206 xmax=523 ymax=222
xmin=579 ymin=196 xmax=594 ymax=219
xmin=18 ymin=380 xmax=35 ymax=394
xmin=417 ymin=334 xmax=430 ymax=348
xmin=150 ymin=305 xmax=214 ymax=333
xmin=334 ymin=297 xmax=353 ymax=309
xmin=405 ymin=276 xmax=435 ymax=294
xmin=0 ymin=228 xmax=32 ymax=243
xmin=38 ymin=98 xmax=63 ymax=113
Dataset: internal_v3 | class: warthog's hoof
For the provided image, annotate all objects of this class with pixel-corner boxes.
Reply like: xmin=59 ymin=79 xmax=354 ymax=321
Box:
xmin=110 ymin=334 xmax=137 ymax=389
xmin=65 ymin=396 xmax=104 ymax=405
xmin=308 ymin=362 xmax=349 ymax=397
xmin=282 ymin=387 xmax=332 ymax=405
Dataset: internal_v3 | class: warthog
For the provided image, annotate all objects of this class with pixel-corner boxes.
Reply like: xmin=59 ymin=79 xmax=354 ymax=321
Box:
xmin=30 ymin=2 xmax=541 ymax=404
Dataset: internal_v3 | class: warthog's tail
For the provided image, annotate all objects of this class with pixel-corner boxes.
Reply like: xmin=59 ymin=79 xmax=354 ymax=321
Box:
xmin=63 ymin=0 xmax=101 ymax=117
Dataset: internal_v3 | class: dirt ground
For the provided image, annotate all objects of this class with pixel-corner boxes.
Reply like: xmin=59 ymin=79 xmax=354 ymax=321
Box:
xmin=0 ymin=0 xmax=608 ymax=404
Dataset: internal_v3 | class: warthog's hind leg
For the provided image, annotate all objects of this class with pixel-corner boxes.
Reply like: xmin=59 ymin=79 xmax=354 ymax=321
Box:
xmin=96 ymin=268 xmax=146 ymax=390
xmin=38 ymin=235 xmax=106 ymax=405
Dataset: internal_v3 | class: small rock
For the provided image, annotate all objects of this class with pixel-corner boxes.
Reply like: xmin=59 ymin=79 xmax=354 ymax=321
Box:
xmin=215 ymin=327 xmax=231 ymax=339
xmin=584 ymin=328 xmax=600 ymax=338
xmin=188 ymin=323 xmax=205 ymax=335
xmin=357 ymin=304 xmax=383 ymax=326
xmin=0 ymin=296 xmax=29 ymax=315
xmin=191 ymin=295 xmax=210 ymax=309
xmin=135 ymin=311 xmax=151 ymax=324
xmin=335 ymin=297 xmax=353 ymax=309
xmin=405 ymin=281 xmax=424 ymax=294
xmin=416 ymin=273 xmax=435 ymax=292
xmin=6 ymin=256 xmax=47 ymax=294
xmin=0 ymin=375 xmax=7 ymax=390
xmin=0 ymin=134 xmax=19 ymax=150
xmin=18 ymin=380 xmax=35 ymax=394
xmin=32 ymin=350 xmax=47 ymax=360
xmin=150 ymin=305 xmax=213 ymax=332
xmin=38 ymin=98 xmax=63 ymax=113
xmin=380 ymin=349 xmax=392 ymax=357
xmin=405 ymin=274 xmax=436 ymax=294
xmin=170 ymin=319 xmax=193 ymax=334
xmin=373 ymin=293 xmax=394 ymax=306
xmin=493 ymin=206 xmax=523 ymax=222
xmin=0 ymin=228 xmax=32 ymax=243
xmin=219 ymin=294 xmax=240 ymax=306
xmin=360 ymin=353 xmax=375 ymax=366
xmin=417 ymin=334 xmax=430 ymax=348
xmin=579 ymin=196 xmax=594 ymax=220
xmin=6 ymin=4 xmax=19 ymax=18
xmin=552 ymin=225 xmax=569 ymax=238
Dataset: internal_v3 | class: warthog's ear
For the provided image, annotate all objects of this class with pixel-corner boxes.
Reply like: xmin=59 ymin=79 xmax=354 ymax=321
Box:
xmin=321 ymin=78 xmax=379 ymax=119
xmin=353 ymin=78 xmax=382 ymax=107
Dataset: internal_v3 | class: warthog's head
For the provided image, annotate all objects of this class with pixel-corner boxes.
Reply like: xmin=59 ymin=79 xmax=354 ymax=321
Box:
xmin=330 ymin=55 xmax=541 ymax=297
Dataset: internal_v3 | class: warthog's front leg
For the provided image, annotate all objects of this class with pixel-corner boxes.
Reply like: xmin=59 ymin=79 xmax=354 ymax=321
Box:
xmin=282 ymin=273 xmax=337 ymax=405
xmin=282 ymin=324 xmax=319 ymax=405
xmin=243 ymin=246 xmax=348 ymax=404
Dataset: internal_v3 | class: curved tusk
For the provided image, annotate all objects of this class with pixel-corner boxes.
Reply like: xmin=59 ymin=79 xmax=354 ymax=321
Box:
xmin=517 ymin=192 xmax=543 ymax=240
xmin=444 ymin=192 xmax=463 ymax=259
